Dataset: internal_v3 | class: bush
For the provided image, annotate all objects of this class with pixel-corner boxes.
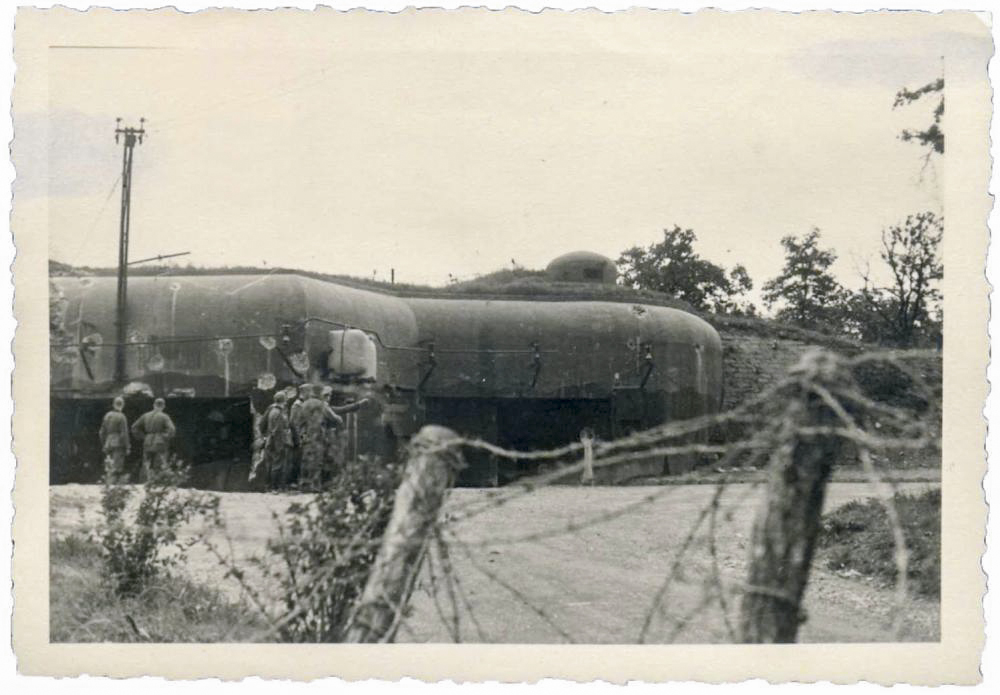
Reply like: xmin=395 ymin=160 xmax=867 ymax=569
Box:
xmin=818 ymin=488 xmax=940 ymax=598
xmin=98 ymin=455 xmax=221 ymax=597
xmin=51 ymin=534 xmax=266 ymax=642
xmin=258 ymin=455 xmax=402 ymax=641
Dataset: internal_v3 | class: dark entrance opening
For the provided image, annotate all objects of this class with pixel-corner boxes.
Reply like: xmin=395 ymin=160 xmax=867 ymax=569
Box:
xmin=50 ymin=396 xmax=254 ymax=487
xmin=495 ymin=398 xmax=612 ymax=451
xmin=423 ymin=397 xmax=612 ymax=486
xmin=496 ymin=398 xmax=613 ymax=482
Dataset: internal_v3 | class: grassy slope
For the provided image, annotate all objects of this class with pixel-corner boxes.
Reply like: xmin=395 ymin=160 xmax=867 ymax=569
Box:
xmin=817 ymin=488 xmax=941 ymax=598
xmin=50 ymin=534 xmax=268 ymax=642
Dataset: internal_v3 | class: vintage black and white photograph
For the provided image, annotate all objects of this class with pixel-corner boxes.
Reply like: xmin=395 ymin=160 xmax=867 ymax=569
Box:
xmin=10 ymin=5 xmax=992 ymax=683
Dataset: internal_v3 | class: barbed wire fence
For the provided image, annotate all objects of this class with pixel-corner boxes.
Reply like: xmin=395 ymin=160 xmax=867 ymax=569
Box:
xmin=202 ymin=346 xmax=940 ymax=644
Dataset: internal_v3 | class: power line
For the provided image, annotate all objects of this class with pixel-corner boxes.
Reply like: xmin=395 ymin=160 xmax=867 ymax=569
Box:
xmin=67 ymin=173 xmax=121 ymax=261
xmin=128 ymin=251 xmax=190 ymax=266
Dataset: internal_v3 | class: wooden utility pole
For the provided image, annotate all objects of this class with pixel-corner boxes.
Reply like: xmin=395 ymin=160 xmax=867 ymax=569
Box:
xmin=113 ymin=117 xmax=145 ymax=384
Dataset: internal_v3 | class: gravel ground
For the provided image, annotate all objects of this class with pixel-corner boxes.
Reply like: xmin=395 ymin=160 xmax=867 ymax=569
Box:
xmin=50 ymin=481 xmax=940 ymax=644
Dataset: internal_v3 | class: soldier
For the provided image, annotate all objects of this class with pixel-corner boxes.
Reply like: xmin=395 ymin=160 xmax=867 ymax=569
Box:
xmin=260 ymin=391 xmax=293 ymax=489
xmin=325 ymin=394 xmax=371 ymax=472
xmin=286 ymin=384 xmax=308 ymax=484
xmin=282 ymin=384 xmax=299 ymax=417
xmin=131 ymin=397 xmax=177 ymax=482
xmin=98 ymin=396 xmax=130 ymax=482
xmin=297 ymin=384 xmax=344 ymax=490
xmin=290 ymin=384 xmax=310 ymax=442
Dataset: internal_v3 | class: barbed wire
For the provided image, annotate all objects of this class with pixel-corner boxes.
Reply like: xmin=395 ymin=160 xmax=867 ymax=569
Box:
xmin=395 ymin=348 xmax=938 ymax=644
xmin=112 ymin=346 xmax=939 ymax=645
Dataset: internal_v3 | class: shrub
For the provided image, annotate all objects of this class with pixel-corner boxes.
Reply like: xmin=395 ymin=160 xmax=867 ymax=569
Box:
xmin=50 ymin=534 xmax=267 ymax=642
xmin=818 ymin=488 xmax=940 ymax=598
xmin=258 ymin=455 xmax=402 ymax=641
xmin=97 ymin=455 xmax=221 ymax=597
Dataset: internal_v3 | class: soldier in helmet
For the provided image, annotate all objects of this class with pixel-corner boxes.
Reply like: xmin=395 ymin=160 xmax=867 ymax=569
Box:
xmin=131 ymin=397 xmax=177 ymax=482
xmin=285 ymin=384 xmax=309 ymax=484
xmin=99 ymin=396 xmax=130 ymax=482
xmin=290 ymin=384 xmax=310 ymax=441
xmin=260 ymin=391 xmax=293 ymax=489
xmin=283 ymin=384 xmax=299 ymax=415
xmin=297 ymin=383 xmax=344 ymax=490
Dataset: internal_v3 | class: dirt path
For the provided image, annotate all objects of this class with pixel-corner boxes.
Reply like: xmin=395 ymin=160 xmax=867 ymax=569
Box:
xmin=50 ymin=482 xmax=939 ymax=643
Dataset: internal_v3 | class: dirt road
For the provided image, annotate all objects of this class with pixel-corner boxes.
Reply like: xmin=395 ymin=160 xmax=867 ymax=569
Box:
xmin=50 ymin=481 xmax=939 ymax=643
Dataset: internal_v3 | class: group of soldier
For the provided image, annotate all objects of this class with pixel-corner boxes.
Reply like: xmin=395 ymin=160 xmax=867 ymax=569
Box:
xmin=252 ymin=383 xmax=369 ymax=491
xmin=98 ymin=396 xmax=177 ymax=483
xmin=97 ymin=383 xmax=367 ymax=491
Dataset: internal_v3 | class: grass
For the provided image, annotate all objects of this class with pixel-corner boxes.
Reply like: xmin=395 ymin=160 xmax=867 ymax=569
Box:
xmin=51 ymin=260 xmax=696 ymax=309
xmin=817 ymin=488 xmax=940 ymax=598
xmin=50 ymin=534 xmax=269 ymax=642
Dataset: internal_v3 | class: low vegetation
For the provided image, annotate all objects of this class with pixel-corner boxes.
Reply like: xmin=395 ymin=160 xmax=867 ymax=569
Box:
xmin=50 ymin=534 xmax=266 ymax=642
xmin=53 ymin=444 xmax=406 ymax=643
xmin=48 ymin=455 xmax=254 ymax=642
xmin=227 ymin=456 xmax=403 ymax=642
xmin=98 ymin=455 xmax=221 ymax=598
xmin=818 ymin=488 xmax=940 ymax=598
xmin=51 ymin=259 xmax=697 ymax=311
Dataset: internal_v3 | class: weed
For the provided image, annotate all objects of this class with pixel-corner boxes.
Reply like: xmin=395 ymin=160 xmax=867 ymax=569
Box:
xmin=97 ymin=454 xmax=221 ymax=598
xmin=818 ymin=488 xmax=940 ymax=598
xmin=50 ymin=535 xmax=266 ymax=642
xmin=255 ymin=455 xmax=402 ymax=641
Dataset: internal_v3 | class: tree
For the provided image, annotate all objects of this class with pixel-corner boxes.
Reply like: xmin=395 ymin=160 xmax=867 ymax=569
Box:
xmin=894 ymin=77 xmax=944 ymax=161
xmin=617 ymin=226 xmax=754 ymax=313
xmin=724 ymin=265 xmax=756 ymax=315
xmin=762 ymin=229 xmax=845 ymax=331
xmin=851 ymin=212 xmax=943 ymax=347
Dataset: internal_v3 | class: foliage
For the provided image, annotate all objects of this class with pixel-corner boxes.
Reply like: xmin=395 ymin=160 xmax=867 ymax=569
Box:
xmin=50 ymin=534 xmax=266 ymax=642
xmin=97 ymin=455 xmax=221 ymax=598
xmin=851 ymin=359 xmax=933 ymax=413
xmin=53 ymin=259 xmax=701 ymax=312
xmin=452 ymin=267 xmax=548 ymax=288
xmin=617 ymin=226 xmax=755 ymax=313
xmin=761 ymin=229 xmax=846 ymax=331
xmin=848 ymin=212 xmax=943 ymax=347
xmin=818 ymin=488 xmax=940 ymax=598
xmin=894 ymin=77 xmax=944 ymax=157
xmin=259 ymin=455 xmax=403 ymax=642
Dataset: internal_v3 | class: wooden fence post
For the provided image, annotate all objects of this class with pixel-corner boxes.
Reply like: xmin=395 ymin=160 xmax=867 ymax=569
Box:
xmin=580 ymin=429 xmax=595 ymax=485
xmin=345 ymin=425 xmax=463 ymax=643
xmin=738 ymin=351 xmax=844 ymax=643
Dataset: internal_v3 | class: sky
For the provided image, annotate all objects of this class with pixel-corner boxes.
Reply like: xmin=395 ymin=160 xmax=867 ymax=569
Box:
xmin=14 ymin=9 xmax=992 ymax=300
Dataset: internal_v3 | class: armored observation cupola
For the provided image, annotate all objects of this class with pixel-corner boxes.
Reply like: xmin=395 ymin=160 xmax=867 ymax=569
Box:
xmin=545 ymin=251 xmax=617 ymax=285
